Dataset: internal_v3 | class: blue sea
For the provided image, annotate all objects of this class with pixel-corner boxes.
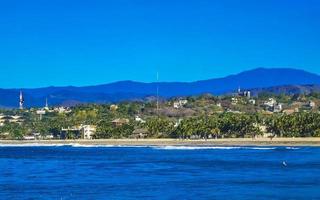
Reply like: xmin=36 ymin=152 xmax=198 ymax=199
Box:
xmin=0 ymin=144 xmax=319 ymax=200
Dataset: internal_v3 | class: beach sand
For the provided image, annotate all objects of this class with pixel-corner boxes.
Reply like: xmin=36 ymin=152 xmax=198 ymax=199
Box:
xmin=0 ymin=137 xmax=320 ymax=146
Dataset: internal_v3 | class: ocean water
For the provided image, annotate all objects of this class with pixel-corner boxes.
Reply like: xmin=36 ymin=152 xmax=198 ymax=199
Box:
xmin=0 ymin=145 xmax=319 ymax=200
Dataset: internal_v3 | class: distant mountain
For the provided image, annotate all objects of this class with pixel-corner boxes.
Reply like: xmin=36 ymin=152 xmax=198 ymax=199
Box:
xmin=250 ymin=84 xmax=320 ymax=96
xmin=1 ymin=68 xmax=320 ymax=108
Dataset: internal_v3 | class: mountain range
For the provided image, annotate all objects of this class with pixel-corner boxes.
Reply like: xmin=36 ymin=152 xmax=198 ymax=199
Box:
xmin=1 ymin=68 xmax=320 ymax=108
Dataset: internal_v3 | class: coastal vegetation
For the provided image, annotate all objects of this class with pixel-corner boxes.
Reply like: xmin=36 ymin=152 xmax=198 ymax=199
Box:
xmin=0 ymin=92 xmax=320 ymax=140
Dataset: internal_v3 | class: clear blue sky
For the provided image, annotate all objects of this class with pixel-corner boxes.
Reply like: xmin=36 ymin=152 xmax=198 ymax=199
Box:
xmin=1 ymin=0 xmax=319 ymax=88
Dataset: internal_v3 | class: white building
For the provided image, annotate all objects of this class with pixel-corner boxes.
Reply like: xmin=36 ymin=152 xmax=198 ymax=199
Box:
xmin=264 ymin=98 xmax=277 ymax=107
xmin=231 ymin=97 xmax=239 ymax=105
xmin=36 ymin=109 xmax=46 ymax=120
xmin=173 ymin=99 xmax=188 ymax=109
xmin=82 ymin=125 xmax=97 ymax=140
xmin=54 ymin=107 xmax=72 ymax=114
xmin=0 ymin=114 xmax=5 ymax=126
xmin=23 ymin=135 xmax=36 ymax=140
xmin=0 ymin=115 xmax=24 ymax=125
xmin=135 ymin=116 xmax=146 ymax=123
xmin=249 ymin=99 xmax=256 ymax=105
xmin=309 ymin=101 xmax=316 ymax=108
xmin=174 ymin=119 xmax=183 ymax=128
xmin=274 ymin=104 xmax=283 ymax=112
xmin=110 ymin=104 xmax=119 ymax=111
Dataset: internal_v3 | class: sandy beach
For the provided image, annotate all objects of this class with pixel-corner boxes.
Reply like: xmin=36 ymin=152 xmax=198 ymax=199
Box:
xmin=0 ymin=137 xmax=320 ymax=146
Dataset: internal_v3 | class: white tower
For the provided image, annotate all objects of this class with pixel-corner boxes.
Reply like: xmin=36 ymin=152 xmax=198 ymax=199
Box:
xmin=45 ymin=98 xmax=49 ymax=110
xmin=19 ymin=91 xmax=24 ymax=110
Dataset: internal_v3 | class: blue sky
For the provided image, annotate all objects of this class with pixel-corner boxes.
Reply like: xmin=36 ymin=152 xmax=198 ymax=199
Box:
xmin=1 ymin=0 xmax=320 ymax=88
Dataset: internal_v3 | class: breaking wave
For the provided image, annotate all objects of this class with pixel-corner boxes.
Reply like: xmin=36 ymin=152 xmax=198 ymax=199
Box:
xmin=285 ymin=147 xmax=300 ymax=150
xmin=152 ymin=146 xmax=277 ymax=150
xmin=0 ymin=143 xmax=302 ymax=150
xmin=0 ymin=143 xmax=148 ymax=148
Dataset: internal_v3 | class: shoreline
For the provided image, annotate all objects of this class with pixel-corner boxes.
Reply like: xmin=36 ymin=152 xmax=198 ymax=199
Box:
xmin=0 ymin=138 xmax=320 ymax=146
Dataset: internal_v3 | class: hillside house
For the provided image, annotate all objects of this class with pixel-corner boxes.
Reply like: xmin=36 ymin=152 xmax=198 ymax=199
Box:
xmin=135 ymin=116 xmax=146 ymax=123
xmin=112 ymin=118 xmax=129 ymax=127
xmin=173 ymin=99 xmax=188 ymax=109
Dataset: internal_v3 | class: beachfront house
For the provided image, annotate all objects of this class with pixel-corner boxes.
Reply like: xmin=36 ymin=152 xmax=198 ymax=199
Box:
xmin=83 ymin=125 xmax=97 ymax=140
xmin=61 ymin=125 xmax=97 ymax=139
xmin=131 ymin=128 xmax=148 ymax=139
xmin=61 ymin=127 xmax=82 ymax=139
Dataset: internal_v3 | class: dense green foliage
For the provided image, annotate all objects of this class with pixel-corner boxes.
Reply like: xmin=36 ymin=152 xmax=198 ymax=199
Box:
xmin=1 ymin=93 xmax=320 ymax=139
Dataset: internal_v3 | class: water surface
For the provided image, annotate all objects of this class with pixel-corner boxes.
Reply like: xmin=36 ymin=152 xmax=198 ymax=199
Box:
xmin=0 ymin=145 xmax=319 ymax=199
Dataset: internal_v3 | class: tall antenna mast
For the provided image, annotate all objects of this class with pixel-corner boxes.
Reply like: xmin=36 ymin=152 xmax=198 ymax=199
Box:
xmin=156 ymin=71 xmax=159 ymax=117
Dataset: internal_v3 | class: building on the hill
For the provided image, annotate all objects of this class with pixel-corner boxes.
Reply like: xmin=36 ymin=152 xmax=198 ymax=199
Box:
xmin=135 ymin=116 xmax=146 ymax=123
xmin=264 ymin=98 xmax=277 ymax=107
xmin=231 ymin=97 xmax=239 ymax=105
xmin=273 ymin=104 xmax=283 ymax=112
xmin=237 ymin=87 xmax=251 ymax=99
xmin=110 ymin=104 xmax=119 ymax=111
xmin=36 ymin=109 xmax=46 ymax=120
xmin=54 ymin=107 xmax=72 ymax=114
xmin=263 ymin=98 xmax=283 ymax=112
xmin=173 ymin=99 xmax=188 ymax=109
xmin=249 ymin=99 xmax=256 ymax=105
xmin=309 ymin=101 xmax=316 ymax=109
xmin=112 ymin=118 xmax=129 ymax=127
xmin=0 ymin=114 xmax=5 ymax=126
xmin=0 ymin=115 xmax=24 ymax=125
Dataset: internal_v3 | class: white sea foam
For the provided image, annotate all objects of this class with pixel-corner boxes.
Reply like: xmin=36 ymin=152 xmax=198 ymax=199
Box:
xmin=0 ymin=143 xmax=148 ymax=148
xmin=0 ymin=143 xmax=68 ymax=147
xmin=249 ymin=147 xmax=277 ymax=150
xmin=69 ymin=144 xmax=148 ymax=148
xmin=0 ymin=143 xmax=279 ymax=150
xmin=153 ymin=146 xmax=277 ymax=150
xmin=285 ymin=147 xmax=300 ymax=150
xmin=69 ymin=143 xmax=116 ymax=148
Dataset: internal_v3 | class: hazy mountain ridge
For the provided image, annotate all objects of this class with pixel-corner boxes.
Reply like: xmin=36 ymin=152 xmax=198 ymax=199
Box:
xmin=1 ymin=68 xmax=320 ymax=108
